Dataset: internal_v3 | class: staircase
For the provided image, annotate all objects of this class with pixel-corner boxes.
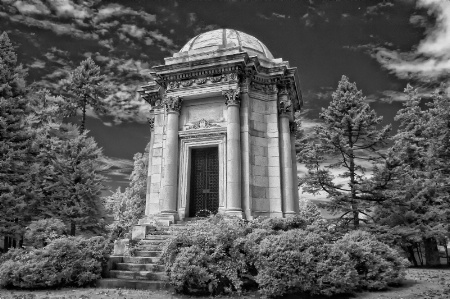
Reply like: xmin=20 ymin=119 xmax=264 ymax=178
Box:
xmin=97 ymin=221 xmax=188 ymax=290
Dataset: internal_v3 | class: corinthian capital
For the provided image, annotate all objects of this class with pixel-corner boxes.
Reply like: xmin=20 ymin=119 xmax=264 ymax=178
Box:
xmin=222 ymin=88 xmax=241 ymax=107
xmin=162 ymin=96 xmax=183 ymax=113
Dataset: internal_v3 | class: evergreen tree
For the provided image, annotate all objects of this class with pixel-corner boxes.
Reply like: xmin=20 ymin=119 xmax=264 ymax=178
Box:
xmin=0 ymin=32 xmax=36 ymax=237
xmin=299 ymin=75 xmax=391 ymax=229
xmin=28 ymin=90 xmax=109 ymax=236
xmin=372 ymin=85 xmax=450 ymax=266
xmin=63 ymin=57 xmax=107 ymax=132
xmin=106 ymin=149 xmax=148 ymax=238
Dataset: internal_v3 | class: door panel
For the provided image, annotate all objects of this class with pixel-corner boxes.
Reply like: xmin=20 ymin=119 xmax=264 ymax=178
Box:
xmin=189 ymin=147 xmax=219 ymax=217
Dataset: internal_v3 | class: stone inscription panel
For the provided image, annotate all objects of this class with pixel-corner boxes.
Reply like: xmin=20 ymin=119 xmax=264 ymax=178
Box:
xmin=181 ymin=98 xmax=225 ymax=128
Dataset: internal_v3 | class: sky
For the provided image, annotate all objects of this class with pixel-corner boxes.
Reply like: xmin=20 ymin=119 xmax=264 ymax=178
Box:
xmin=1 ymin=0 xmax=449 ymax=199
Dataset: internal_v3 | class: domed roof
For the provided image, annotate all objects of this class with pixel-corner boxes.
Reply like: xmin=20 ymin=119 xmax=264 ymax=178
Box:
xmin=179 ymin=29 xmax=274 ymax=60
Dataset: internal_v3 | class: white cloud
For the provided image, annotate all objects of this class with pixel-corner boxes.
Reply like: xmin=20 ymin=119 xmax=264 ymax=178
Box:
xmin=375 ymin=0 xmax=450 ymax=81
xmin=28 ymin=59 xmax=46 ymax=68
xmin=121 ymin=24 xmax=147 ymax=39
xmin=12 ymin=0 xmax=50 ymax=15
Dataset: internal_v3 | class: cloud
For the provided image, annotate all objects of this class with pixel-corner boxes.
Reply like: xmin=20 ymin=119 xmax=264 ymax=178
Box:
xmin=48 ymin=0 xmax=92 ymax=19
xmin=12 ymin=0 xmax=50 ymax=15
xmin=374 ymin=0 xmax=450 ymax=82
xmin=95 ymin=3 xmax=156 ymax=24
xmin=121 ymin=24 xmax=147 ymax=39
xmin=365 ymin=2 xmax=394 ymax=17
xmin=28 ymin=59 xmax=46 ymax=68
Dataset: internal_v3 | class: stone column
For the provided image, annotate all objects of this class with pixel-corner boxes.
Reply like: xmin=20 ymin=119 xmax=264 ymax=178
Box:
xmin=145 ymin=117 xmax=156 ymax=216
xmin=278 ymin=87 xmax=296 ymax=216
xmin=223 ymin=88 xmax=243 ymax=217
xmin=161 ymin=96 xmax=182 ymax=218
xmin=290 ymin=121 xmax=300 ymax=212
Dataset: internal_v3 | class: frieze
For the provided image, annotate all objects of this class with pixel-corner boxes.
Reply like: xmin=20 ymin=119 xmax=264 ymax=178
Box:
xmin=166 ymin=72 xmax=239 ymax=92
xmin=250 ymin=82 xmax=277 ymax=94
xmin=184 ymin=118 xmax=221 ymax=130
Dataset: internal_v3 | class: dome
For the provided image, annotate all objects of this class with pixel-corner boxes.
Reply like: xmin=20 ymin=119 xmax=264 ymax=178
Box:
xmin=179 ymin=29 xmax=274 ymax=60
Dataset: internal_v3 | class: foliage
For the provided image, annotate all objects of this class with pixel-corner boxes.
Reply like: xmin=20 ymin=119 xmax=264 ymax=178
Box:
xmin=299 ymin=75 xmax=391 ymax=229
xmin=161 ymin=215 xmax=252 ymax=295
xmin=24 ymin=218 xmax=67 ymax=248
xmin=63 ymin=57 xmax=107 ymax=132
xmin=333 ymin=230 xmax=410 ymax=290
xmin=372 ymin=84 xmax=450 ymax=266
xmin=106 ymin=150 xmax=148 ymax=239
xmin=0 ymin=32 xmax=36 ymax=236
xmin=256 ymin=229 xmax=359 ymax=298
xmin=0 ymin=236 xmax=109 ymax=289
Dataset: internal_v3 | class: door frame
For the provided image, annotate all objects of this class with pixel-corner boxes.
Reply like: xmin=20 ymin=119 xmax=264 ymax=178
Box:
xmin=178 ymin=128 xmax=227 ymax=220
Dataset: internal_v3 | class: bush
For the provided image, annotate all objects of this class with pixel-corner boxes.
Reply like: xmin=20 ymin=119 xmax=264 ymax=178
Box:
xmin=256 ymin=229 xmax=358 ymax=298
xmin=161 ymin=215 xmax=251 ymax=295
xmin=332 ymin=230 xmax=410 ymax=290
xmin=24 ymin=218 xmax=67 ymax=248
xmin=0 ymin=236 xmax=109 ymax=289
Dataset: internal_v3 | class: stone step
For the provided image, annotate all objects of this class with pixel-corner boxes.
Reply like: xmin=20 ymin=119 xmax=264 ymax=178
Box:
xmin=97 ymin=278 xmax=172 ymax=290
xmin=110 ymin=270 xmax=168 ymax=281
xmin=139 ymin=240 xmax=169 ymax=247
xmin=116 ymin=263 xmax=164 ymax=272
xmin=144 ymin=235 xmax=173 ymax=240
xmin=136 ymin=244 xmax=165 ymax=251
xmin=147 ymin=230 xmax=171 ymax=235
xmin=122 ymin=256 xmax=160 ymax=264
xmin=134 ymin=250 xmax=162 ymax=257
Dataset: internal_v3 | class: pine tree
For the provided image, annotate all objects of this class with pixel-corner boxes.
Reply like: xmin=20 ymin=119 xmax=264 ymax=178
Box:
xmin=63 ymin=57 xmax=107 ymax=132
xmin=0 ymin=32 xmax=36 ymax=237
xmin=27 ymin=89 xmax=108 ymax=235
xmin=373 ymin=85 xmax=450 ymax=266
xmin=299 ymin=75 xmax=391 ymax=229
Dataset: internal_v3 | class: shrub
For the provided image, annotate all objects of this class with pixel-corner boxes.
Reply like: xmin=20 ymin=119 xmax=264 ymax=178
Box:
xmin=252 ymin=215 xmax=308 ymax=231
xmin=0 ymin=236 xmax=109 ymax=289
xmin=255 ymin=229 xmax=358 ymax=298
xmin=332 ymin=230 xmax=410 ymax=290
xmin=161 ymin=215 xmax=251 ymax=295
xmin=24 ymin=218 xmax=67 ymax=248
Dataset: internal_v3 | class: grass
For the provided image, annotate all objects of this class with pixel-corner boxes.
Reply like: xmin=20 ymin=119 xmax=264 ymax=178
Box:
xmin=0 ymin=268 xmax=449 ymax=299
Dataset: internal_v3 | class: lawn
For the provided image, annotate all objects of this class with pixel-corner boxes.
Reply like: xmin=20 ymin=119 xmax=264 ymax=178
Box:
xmin=0 ymin=268 xmax=449 ymax=299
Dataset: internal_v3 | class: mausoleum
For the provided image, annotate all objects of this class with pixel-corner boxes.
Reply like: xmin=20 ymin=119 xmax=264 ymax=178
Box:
xmin=138 ymin=29 xmax=302 ymax=224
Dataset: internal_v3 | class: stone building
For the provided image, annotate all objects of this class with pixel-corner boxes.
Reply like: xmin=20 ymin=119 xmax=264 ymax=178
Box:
xmin=137 ymin=29 xmax=302 ymax=225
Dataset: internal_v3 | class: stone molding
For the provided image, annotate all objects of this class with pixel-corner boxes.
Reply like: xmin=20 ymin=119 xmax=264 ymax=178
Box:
xmin=222 ymin=88 xmax=241 ymax=107
xmin=179 ymin=127 xmax=227 ymax=139
xmin=184 ymin=118 xmax=221 ymax=130
xmin=162 ymin=96 xmax=183 ymax=113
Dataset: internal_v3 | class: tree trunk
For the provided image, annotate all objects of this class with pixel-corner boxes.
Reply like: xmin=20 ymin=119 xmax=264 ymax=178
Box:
xmin=70 ymin=221 xmax=76 ymax=236
xmin=423 ymin=237 xmax=441 ymax=266
xmin=407 ymin=245 xmax=418 ymax=267
xmin=80 ymin=97 xmax=86 ymax=133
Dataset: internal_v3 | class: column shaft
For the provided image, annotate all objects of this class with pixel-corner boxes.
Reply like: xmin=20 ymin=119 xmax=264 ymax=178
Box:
xmin=279 ymin=115 xmax=295 ymax=215
xmin=223 ymin=89 xmax=243 ymax=217
xmin=145 ymin=123 xmax=155 ymax=216
xmin=161 ymin=111 xmax=179 ymax=215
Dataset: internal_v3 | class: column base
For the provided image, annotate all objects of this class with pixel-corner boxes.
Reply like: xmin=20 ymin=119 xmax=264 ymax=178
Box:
xmin=225 ymin=209 xmax=244 ymax=218
xmin=283 ymin=211 xmax=298 ymax=217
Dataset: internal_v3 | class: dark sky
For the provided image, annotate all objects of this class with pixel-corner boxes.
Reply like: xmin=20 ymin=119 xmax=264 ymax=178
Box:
xmin=1 ymin=0 xmax=449 ymax=198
